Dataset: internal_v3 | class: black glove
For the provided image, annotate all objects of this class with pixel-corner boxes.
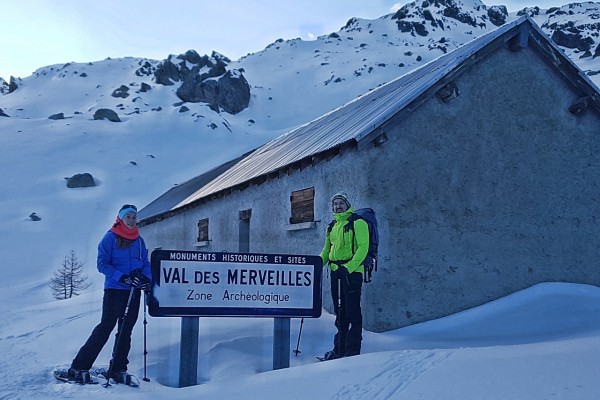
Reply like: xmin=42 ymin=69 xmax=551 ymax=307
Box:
xmin=137 ymin=275 xmax=152 ymax=292
xmin=119 ymin=274 xmax=134 ymax=286
xmin=119 ymin=269 xmax=143 ymax=287
xmin=129 ymin=269 xmax=151 ymax=292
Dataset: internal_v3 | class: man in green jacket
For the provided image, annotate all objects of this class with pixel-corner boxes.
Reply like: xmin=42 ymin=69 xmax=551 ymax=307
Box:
xmin=320 ymin=192 xmax=369 ymax=360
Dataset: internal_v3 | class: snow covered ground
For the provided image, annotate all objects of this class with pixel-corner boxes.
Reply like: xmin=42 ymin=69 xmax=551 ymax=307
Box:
xmin=1 ymin=282 xmax=600 ymax=399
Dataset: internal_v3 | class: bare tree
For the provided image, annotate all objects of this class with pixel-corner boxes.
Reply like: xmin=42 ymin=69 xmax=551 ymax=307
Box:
xmin=50 ymin=250 xmax=91 ymax=300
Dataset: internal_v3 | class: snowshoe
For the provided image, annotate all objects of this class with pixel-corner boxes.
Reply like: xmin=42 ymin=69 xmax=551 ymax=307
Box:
xmin=316 ymin=350 xmax=340 ymax=361
xmin=96 ymin=367 xmax=140 ymax=387
xmin=111 ymin=371 xmax=140 ymax=387
xmin=53 ymin=368 xmax=98 ymax=384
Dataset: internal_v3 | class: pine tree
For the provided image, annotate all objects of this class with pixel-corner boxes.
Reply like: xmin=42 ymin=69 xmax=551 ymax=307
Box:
xmin=50 ymin=250 xmax=91 ymax=300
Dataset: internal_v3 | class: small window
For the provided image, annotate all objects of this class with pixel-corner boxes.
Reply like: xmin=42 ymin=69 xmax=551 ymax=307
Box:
xmin=239 ymin=209 xmax=252 ymax=221
xmin=290 ymin=187 xmax=315 ymax=224
xmin=197 ymin=218 xmax=209 ymax=242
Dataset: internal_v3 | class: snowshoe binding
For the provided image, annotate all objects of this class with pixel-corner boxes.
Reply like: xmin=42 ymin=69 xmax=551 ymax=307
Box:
xmin=53 ymin=368 xmax=98 ymax=384
xmin=97 ymin=368 xmax=140 ymax=387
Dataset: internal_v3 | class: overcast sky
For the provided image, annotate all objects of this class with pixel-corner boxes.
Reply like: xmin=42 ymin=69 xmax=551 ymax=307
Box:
xmin=1 ymin=0 xmax=566 ymax=80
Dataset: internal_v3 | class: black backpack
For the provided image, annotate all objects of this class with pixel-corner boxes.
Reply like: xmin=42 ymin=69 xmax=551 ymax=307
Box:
xmin=327 ymin=208 xmax=379 ymax=283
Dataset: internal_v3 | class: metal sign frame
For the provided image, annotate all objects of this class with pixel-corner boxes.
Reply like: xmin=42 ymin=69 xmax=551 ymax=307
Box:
xmin=149 ymin=250 xmax=322 ymax=318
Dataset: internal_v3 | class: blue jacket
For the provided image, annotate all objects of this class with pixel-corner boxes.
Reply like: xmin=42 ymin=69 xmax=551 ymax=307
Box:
xmin=97 ymin=231 xmax=152 ymax=290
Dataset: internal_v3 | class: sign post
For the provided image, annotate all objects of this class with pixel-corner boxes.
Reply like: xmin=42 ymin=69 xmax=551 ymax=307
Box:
xmin=179 ymin=316 xmax=199 ymax=388
xmin=273 ymin=317 xmax=291 ymax=370
xmin=149 ymin=250 xmax=322 ymax=387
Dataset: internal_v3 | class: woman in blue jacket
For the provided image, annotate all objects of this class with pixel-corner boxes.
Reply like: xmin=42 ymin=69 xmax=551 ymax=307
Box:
xmin=56 ymin=204 xmax=152 ymax=385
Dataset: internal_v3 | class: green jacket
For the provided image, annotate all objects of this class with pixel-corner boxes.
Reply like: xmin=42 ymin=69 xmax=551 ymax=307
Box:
xmin=320 ymin=208 xmax=369 ymax=274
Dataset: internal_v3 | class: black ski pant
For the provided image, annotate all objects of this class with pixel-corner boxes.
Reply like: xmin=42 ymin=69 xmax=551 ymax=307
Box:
xmin=330 ymin=267 xmax=363 ymax=357
xmin=71 ymin=288 xmax=141 ymax=372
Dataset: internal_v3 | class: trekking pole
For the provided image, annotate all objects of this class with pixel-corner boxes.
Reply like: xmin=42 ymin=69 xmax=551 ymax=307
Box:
xmin=338 ymin=273 xmax=344 ymax=356
xmin=142 ymin=291 xmax=150 ymax=382
xmin=104 ymin=287 xmax=136 ymax=388
xmin=293 ymin=318 xmax=304 ymax=356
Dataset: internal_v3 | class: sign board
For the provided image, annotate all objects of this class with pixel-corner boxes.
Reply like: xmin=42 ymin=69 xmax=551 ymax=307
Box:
xmin=149 ymin=250 xmax=322 ymax=318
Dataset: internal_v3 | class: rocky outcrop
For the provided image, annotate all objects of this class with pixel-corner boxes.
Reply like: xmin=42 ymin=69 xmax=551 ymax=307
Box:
xmin=140 ymin=82 xmax=152 ymax=92
xmin=177 ymin=69 xmax=250 ymax=115
xmin=487 ymin=6 xmax=508 ymax=27
xmin=66 ymin=173 xmax=96 ymax=188
xmin=48 ymin=113 xmax=65 ymax=120
xmin=29 ymin=212 xmax=41 ymax=221
xmin=154 ymin=50 xmax=250 ymax=114
xmin=135 ymin=59 xmax=158 ymax=77
xmin=391 ymin=0 xmax=490 ymax=35
xmin=542 ymin=6 xmax=599 ymax=57
xmin=8 ymin=77 xmax=19 ymax=93
xmin=0 ymin=78 xmax=8 ymax=95
xmin=550 ymin=29 xmax=596 ymax=52
xmin=441 ymin=0 xmax=479 ymax=27
xmin=93 ymin=108 xmax=121 ymax=122
xmin=112 ymin=85 xmax=130 ymax=98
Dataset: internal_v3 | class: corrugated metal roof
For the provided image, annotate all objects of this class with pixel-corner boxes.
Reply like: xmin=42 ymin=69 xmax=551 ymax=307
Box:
xmin=137 ymin=151 xmax=251 ymax=220
xmin=173 ymin=17 xmax=527 ymax=209
xmin=139 ymin=15 xmax=600 ymax=222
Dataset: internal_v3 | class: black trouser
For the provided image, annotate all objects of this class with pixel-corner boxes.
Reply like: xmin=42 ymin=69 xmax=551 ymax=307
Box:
xmin=330 ymin=267 xmax=363 ymax=357
xmin=71 ymin=288 xmax=141 ymax=372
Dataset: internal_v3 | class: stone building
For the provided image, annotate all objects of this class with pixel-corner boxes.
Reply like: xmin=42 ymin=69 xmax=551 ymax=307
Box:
xmin=139 ymin=16 xmax=600 ymax=332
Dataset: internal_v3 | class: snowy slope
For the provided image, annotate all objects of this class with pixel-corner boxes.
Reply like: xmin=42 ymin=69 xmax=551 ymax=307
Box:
xmin=1 ymin=282 xmax=600 ymax=399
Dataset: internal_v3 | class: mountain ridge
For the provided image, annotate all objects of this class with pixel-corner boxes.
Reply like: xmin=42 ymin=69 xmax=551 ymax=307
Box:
xmin=1 ymin=1 xmax=599 ymax=132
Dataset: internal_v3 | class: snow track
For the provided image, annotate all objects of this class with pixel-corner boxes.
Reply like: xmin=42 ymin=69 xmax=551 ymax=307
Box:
xmin=332 ymin=349 xmax=455 ymax=400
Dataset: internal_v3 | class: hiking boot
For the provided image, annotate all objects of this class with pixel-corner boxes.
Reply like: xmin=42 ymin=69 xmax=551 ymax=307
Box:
xmin=68 ymin=368 xmax=92 ymax=384
xmin=343 ymin=347 xmax=361 ymax=357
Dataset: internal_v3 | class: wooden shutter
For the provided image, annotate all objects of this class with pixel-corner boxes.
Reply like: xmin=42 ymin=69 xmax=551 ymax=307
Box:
xmin=197 ymin=218 xmax=209 ymax=242
xmin=290 ymin=187 xmax=314 ymax=224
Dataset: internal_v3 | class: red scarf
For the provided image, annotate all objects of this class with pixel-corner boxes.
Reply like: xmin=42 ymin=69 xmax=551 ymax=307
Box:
xmin=111 ymin=218 xmax=139 ymax=240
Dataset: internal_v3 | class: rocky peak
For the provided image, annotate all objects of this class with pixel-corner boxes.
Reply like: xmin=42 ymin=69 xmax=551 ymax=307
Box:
xmin=0 ymin=76 xmax=21 ymax=94
xmin=153 ymin=50 xmax=250 ymax=114
xmin=0 ymin=78 xmax=8 ymax=95
xmin=388 ymin=0 xmax=506 ymax=37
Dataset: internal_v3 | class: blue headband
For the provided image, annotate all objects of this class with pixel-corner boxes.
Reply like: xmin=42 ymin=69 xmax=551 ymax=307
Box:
xmin=118 ymin=207 xmax=137 ymax=220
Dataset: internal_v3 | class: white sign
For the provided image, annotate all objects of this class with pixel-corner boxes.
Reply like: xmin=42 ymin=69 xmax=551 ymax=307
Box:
xmin=149 ymin=250 xmax=322 ymax=317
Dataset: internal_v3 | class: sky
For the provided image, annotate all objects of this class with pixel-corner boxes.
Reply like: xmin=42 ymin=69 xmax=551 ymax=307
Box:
xmin=0 ymin=0 xmax=567 ymax=80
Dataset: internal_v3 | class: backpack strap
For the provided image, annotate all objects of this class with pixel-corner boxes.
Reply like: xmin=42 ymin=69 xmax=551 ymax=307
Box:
xmin=326 ymin=219 xmax=336 ymax=235
xmin=345 ymin=213 xmax=358 ymax=229
xmin=344 ymin=213 xmax=357 ymax=253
